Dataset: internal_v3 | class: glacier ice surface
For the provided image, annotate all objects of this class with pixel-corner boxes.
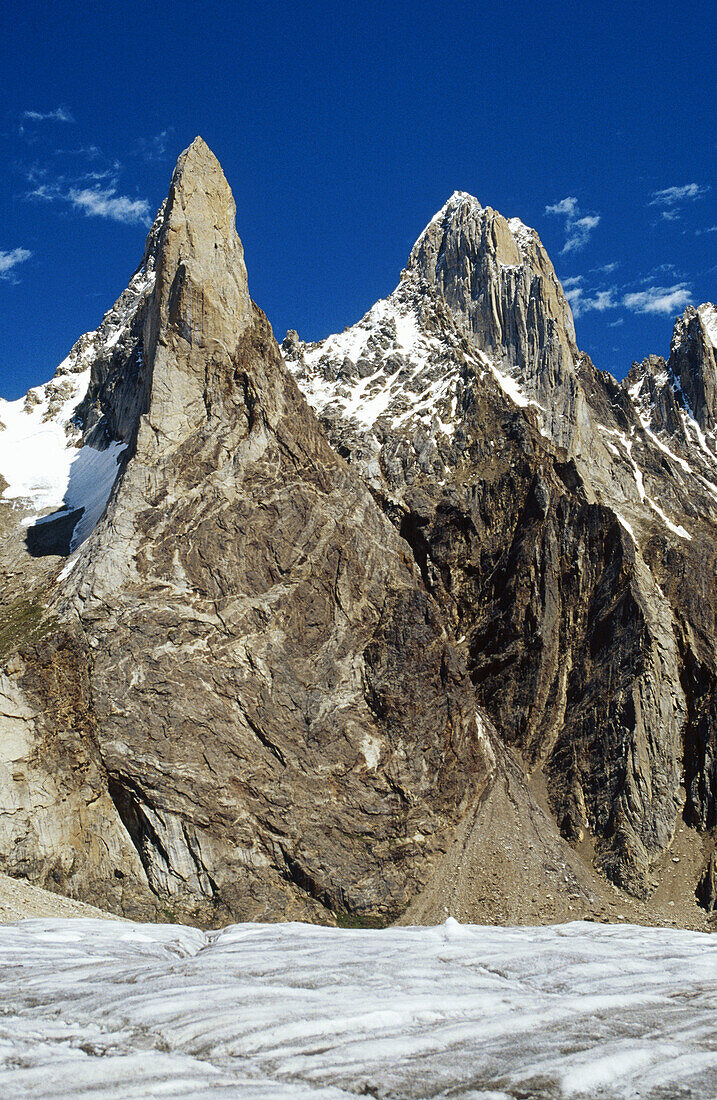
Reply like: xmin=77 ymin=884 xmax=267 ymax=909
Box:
xmin=1 ymin=917 xmax=717 ymax=1098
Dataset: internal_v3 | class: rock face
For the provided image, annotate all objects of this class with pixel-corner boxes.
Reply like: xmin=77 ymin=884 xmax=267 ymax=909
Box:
xmin=669 ymin=304 xmax=717 ymax=430
xmin=2 ymin=142 xmax=717 ymax=926
xmin=406 ymin=193 xmax=579 ymax=447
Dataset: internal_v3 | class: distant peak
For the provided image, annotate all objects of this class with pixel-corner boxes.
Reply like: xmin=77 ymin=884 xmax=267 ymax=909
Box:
xmin=444 ymin=190 xmax=482 ymax=209
xmin=424 ymin=191 xmax=482 ymax=231
xmin=407 ymin=191 xmax=542 ymax=281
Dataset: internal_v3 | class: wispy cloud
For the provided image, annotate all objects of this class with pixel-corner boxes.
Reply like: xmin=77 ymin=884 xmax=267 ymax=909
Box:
xmin=592 ymin=261 xmax=619 ymax=275
xmin=25 ymin=165 xmax=152 ymax=227
xmin=623 ymin=284 xmax=692 ymax=315
xmin=649 ymin=184 xmax=710 ymax=224
xmin=67 ymin=186 xmax=151 ymax=225
xmin=545 ymin=196 xmax=600 ymax=254
xmin=563 ymin=280 xmax=619 ymax=318
xmin=650 ymin=183 xmax=709 ymax=206
xmin=52 ymin=144 xmax=103 ymax=160
xmin=134 ymin=129 xmax=173 ymax=162
xmin=22 ymin=107 xmax=74 ymax=123
xmin=0 ymin=247 xmax=32 ymax=281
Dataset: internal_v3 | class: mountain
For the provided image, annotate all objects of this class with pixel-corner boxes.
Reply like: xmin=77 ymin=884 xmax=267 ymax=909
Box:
xmin=284 ymin=192 xmax=717 ymax=910
xmin=1 ymin=141 xmax=716 ymax=927
xmin=0 ymin=140 xmax=492 ymax=926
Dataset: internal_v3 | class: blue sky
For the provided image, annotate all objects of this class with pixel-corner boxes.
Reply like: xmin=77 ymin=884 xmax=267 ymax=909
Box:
xmin=1 ymin=0 xmax=715 ymax=399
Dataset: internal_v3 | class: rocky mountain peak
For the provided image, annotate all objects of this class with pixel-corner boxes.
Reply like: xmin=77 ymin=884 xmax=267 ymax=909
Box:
xmin=408 ymin=191 xmax=522 ymax=280
xmin=668 ymin=303 xmax=717 ymax=430
xmin=34 ymin=138 xmax=488 ymax=927
xmin=6 ymin=138 xmax=717 ymax=933
xmin=138 ymin=136 xmax=253 ymax=448
xmin=403 ymin=192 xmax=579 ymax=448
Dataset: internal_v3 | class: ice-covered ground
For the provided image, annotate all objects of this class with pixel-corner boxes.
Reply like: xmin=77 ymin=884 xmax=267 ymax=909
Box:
xmin=1 ymin=919 xmax=716 ymax=1099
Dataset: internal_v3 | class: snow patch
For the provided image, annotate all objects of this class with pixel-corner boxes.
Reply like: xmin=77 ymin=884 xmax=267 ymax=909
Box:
xmin=507 ymin=216 xmax=535 ymax=252
xmin=0 ymin=265 xmax=153 ymax=551
xmin=699 ymin=303 xmax=717 ymax=348
xmin=615 ymin=513 xmax=637 ymax=544
xmin=0 ymin=369 xmax=92 ymax=512
xmin=360 ymin=734 xmax=381 ymax=770
xmin=288 ymin=288 xmax=463 ymax=440
xmin=647 ymin=497 xmax=691 ymax=540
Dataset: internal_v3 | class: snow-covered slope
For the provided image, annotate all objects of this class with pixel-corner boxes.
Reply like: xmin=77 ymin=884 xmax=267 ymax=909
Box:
xmin=0 ymin=255 xmax=155 ymax=553
xmin=284 ymin=195 xmax=548 ymax=448
xmin=2 ymin=917 xmax=717 ymax=1099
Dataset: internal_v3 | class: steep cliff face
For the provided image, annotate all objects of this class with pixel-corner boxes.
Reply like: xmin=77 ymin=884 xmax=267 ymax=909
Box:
xmin=0 ymin=140 xmax=491 ymax=925
xmin=669 ymin=305 xmax=717 ymax=431
xmin=406 ymin=193 xmax=580 ymax=447
xmin=623 ymin=303 xmax=717 ymax=907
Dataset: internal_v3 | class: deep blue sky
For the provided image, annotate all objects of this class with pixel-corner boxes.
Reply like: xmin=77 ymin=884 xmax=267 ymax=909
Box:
xmin=1 ymin=0 xmax=715 ymax=399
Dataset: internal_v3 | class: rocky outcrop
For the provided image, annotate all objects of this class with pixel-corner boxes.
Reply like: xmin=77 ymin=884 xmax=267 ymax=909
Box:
xmin=0 ymin=633 xmax=155 ymax=916
xmin=670 ymin=305 xmax=717 ymax=431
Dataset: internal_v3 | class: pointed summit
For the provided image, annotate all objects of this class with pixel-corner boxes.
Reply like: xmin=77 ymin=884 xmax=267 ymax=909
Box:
xmin=137 ymin=137 xmax=253 ymax=447
xmin=669 ymin=303 xmax=717 ymax=430
xmin=46 ymin=137 xmax=487 ymax=928
xmin=404 ymin=191 xmax=578 ymax=447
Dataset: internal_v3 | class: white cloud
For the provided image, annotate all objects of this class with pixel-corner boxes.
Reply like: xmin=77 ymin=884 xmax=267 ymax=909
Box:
xmin=26 ymin=167 xmax=152 ymax=228
xmin=22 ymin=107 xmax=74 ymax=123
xmin=563 ymin=286 xmax=584 ymax=311
xmin=67 ymin=186 xmax=151 ymax=225
xmin=586 ymin=289 xmax=618 ymax=311
xmin=650 ymin=183 xmax=709 ymax=206
xmin=592 ymin=262 xmax=619 ymax=275
xmin=623 ymin=284 xmax=692 ymax=315
xmin=545 ymin=196 xmax=601 ymax=253
xmin=0 ymin=247 xmax=32 ymax=280
xmin=562 ymin=277 xmax=618 ymax=319
xmin=546 ymin=197 xmax=579 ymax=219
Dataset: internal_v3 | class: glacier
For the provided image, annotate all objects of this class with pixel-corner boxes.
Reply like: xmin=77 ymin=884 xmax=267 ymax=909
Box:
xmin=1 ymin=917 xmax=717 ymax=1098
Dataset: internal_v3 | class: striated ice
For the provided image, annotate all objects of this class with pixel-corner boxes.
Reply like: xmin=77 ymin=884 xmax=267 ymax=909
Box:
xmin=2 ymin=918 xmax=717 ymax=1098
